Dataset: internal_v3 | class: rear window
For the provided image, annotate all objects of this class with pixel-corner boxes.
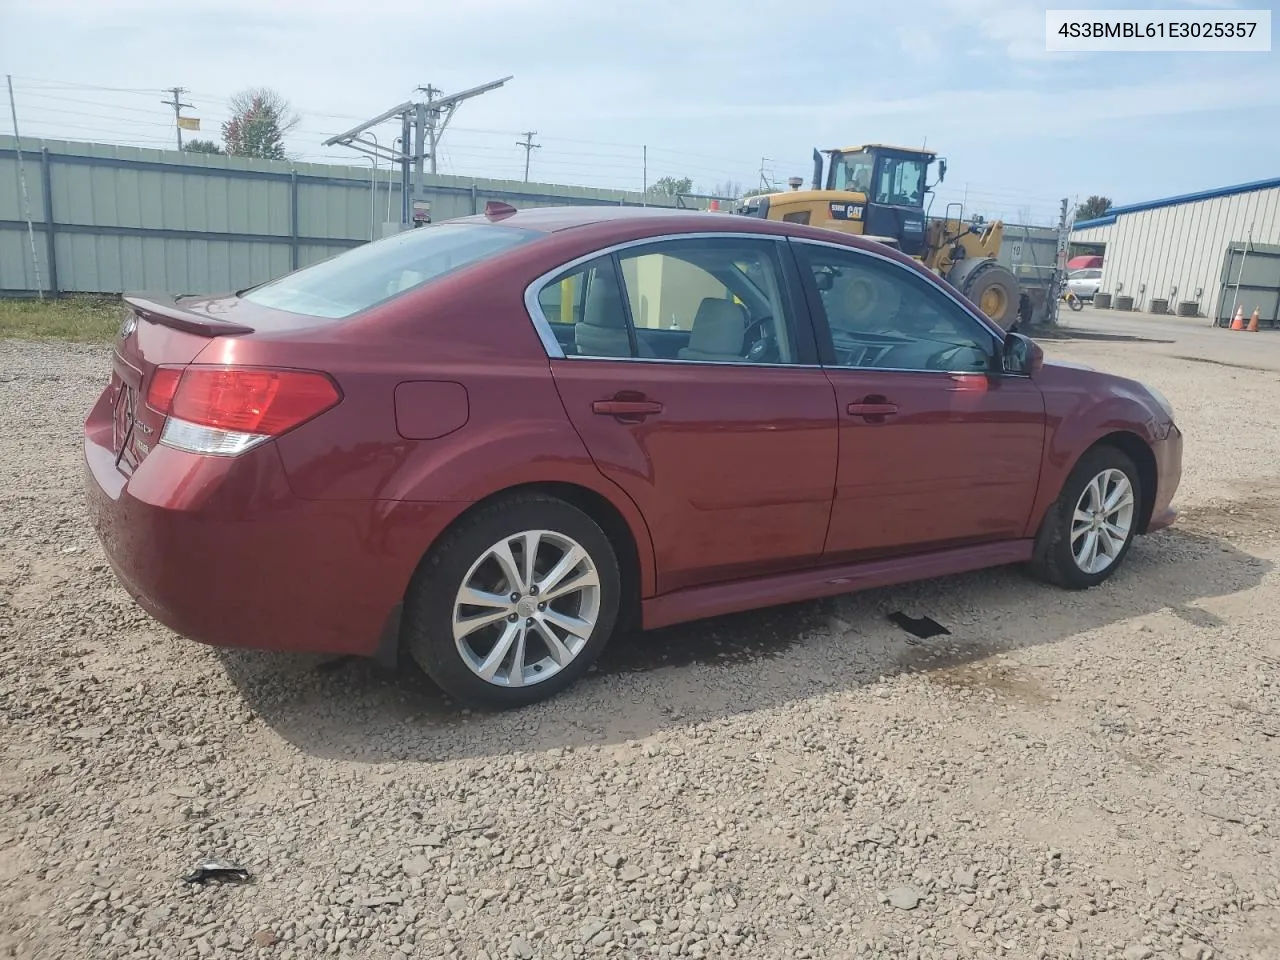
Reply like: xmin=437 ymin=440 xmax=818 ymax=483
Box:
xmin=242 ymin=223 xmax=533 ymax=320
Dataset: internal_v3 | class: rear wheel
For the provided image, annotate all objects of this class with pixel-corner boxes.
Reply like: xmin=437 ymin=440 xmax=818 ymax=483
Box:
xmin=403 ymin=494 xmax=621 ymax=708
xmin=1030 ymin=446 xmax=1142 ymax=589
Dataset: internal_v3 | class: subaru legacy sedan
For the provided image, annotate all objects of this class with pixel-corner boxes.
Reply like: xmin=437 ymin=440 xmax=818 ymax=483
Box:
xmin=84 ymin=204 xmax=1181 ymax=708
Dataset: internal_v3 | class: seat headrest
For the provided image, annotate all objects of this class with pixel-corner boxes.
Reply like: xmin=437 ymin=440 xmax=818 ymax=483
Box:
xmin=582 ymin=276 xmax=626 ymax=329
xmin=687 ymin=298 xmax=746 ymax=355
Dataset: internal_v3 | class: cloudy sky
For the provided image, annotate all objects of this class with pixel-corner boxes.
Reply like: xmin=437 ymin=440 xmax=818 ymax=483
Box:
xmin=2 ymin=0 xmax=1277 ymax=225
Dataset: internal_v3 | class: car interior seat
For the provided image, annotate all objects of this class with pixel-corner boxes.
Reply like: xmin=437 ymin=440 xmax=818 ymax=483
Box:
xmin=677 ymin=298 xmax=747 ymax=362
xmin=574 ymin=276 xmax=655 ymax=358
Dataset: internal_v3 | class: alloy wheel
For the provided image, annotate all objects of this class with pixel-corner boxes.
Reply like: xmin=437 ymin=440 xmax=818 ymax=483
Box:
xmin=452 ymin=530 xmax=601 ymax=687
xmin=1071 ymin=468 xmax=1136 ymax=575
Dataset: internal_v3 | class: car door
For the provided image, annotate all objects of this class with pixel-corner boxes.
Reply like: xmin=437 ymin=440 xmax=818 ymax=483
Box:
xmin=532 ymin=235 xmax=839 ymax=594
xmin=790 ymin=238 xmax=1047 ymax=561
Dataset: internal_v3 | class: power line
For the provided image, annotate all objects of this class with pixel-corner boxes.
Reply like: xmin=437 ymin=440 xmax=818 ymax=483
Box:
xmin=15 ymin=90 xmax=184 ymax=117
xmin=8 ymin=75 xmax=165 ymax=95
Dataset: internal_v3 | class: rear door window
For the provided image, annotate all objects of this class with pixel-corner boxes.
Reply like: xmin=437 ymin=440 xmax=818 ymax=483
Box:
xmin=613 ymin=237 xmax=803 ymax=364
xmin=243 ymin=223 xmax=533 ymax=320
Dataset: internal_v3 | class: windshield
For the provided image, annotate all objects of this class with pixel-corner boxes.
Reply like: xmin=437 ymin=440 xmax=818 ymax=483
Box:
xmin=874 ymin=156 xmax=928 ymax=207
xmin=830 ymin=152 xmax=876 ymax=193
xmin=243 ymin=223 xmax=533 ymax=320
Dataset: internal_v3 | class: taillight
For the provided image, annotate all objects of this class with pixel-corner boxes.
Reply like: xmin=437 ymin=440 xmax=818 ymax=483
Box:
xmin=146 ymin=367 xmax=183 ymax=413
xmin=149 ymin=365 xmax=340 ymax=456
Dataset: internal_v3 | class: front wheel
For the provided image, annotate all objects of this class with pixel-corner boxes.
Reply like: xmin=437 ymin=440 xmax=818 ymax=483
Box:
xmin=1068 ymin=295 xmax=1084 ymax=312
xmin=1029 ymin=446 xmax=1142 ymax=589
xmin=403 ymin=494 xmax=621 ymax=708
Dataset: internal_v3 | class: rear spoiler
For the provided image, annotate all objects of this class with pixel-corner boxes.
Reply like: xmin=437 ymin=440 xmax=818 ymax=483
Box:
xmin=124 ymin=294 xmax=255 ymax=337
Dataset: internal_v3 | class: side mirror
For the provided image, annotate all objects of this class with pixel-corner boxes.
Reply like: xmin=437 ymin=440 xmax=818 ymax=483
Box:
xmin=814 ymin=269 xmax=834 ymax=292
xmin=938 ymin=159 xmax=947 ymax=182
xmin=1000 ymin=331 xmax=1043 ymax=375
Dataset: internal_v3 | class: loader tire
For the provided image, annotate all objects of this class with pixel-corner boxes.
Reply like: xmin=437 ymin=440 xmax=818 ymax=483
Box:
xmin=951 ymin=259 xmax=1021 ymax=330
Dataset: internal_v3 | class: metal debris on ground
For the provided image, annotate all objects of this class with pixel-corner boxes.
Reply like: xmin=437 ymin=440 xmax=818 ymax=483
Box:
xmin=182 ymin=859 xmax=252 ymax=884
xmin=887 ymin=612 xmax=951 ymax=641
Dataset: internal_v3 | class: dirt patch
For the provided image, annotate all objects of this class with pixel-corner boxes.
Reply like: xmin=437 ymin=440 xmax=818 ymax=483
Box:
xmin=898 ymin=641 xmax=1054 ymax=706
xmin=1032 ymin=326 xmax=1173 ymax=344
xmin=1171 ymin=354 xmax=1280 ymax=374
xmin=1177 ymin=490 xmax=1280 ymax=543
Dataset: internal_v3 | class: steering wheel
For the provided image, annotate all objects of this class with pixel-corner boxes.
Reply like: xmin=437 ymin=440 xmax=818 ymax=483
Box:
xmin=743 ymin=315 xmax=780 ymax=363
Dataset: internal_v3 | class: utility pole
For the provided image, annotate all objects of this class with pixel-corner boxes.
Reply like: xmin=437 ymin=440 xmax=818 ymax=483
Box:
xmin=324 ymin=76 xmax=511 ymax=226
xmin=1051 ymin=196 xmax=1071 ymax=326
xmin=6 ymin=74 xmax=44 ymax=299
xmin=758 ymin=157 xmax=773 ymax=193
xmin=414 ymin=79 xmax=509 ymax=176
xmin=642 ymin=145 xmax=648 ymax=206
xmin=517 ymin=131 xmax=540 ymax=182
xmin=415 ymin=85 xmax=441 ymax=175
xmin=161 ymin=86 xmax=194 ymax=150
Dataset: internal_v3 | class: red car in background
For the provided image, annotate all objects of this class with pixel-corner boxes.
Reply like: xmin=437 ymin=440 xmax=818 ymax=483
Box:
xmin=84 ymin=205 xmax=1181 ymax=708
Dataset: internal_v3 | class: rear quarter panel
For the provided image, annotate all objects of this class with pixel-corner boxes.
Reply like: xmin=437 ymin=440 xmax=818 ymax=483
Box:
xmin=201 ymin=250 xmax=659 ymax=597
xmin=1023 ymin=362 xmax=1170 ymax=538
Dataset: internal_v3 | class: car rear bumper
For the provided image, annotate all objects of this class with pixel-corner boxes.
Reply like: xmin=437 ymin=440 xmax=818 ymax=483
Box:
xmin=1146 ymin=424 xmax=1182 ymax=533
xmin=83 ymin=389 xmax=458 ymax=657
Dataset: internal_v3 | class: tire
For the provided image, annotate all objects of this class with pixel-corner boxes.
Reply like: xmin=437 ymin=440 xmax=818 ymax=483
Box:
xmin=1029 ymin=445 xmax=1142 ymax=590
xmin=1069 ymin=295 xmax=1084 ymax=312
xmin=949 ymin=259 xmax=1021 ymax=330
xmin=403 ymin=494 xmax=621 ymax=708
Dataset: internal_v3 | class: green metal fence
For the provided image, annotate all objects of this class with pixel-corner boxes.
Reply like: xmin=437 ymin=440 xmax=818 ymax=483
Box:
xmin=0 ymin=136 xmax=677 ymax=297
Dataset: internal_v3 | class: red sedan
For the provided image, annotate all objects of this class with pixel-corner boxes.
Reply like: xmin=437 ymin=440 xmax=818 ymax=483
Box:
xmin=84 ymin=205 xmax=1181 ymax=708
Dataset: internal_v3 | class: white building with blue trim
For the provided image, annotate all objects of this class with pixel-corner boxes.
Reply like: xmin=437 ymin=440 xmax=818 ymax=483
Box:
xmin=1072 ymin=176 xmax=1280 ymax=321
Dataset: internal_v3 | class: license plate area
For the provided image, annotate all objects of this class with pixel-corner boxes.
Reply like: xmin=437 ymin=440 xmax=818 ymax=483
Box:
xmin=112 ymin=382 xmax=139 ymax=472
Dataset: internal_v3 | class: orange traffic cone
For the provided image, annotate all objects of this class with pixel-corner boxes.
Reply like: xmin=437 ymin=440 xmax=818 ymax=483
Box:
xmin=1247 ymin=307 xmax=1260 ymax=332
xmin=1230 ymin=306 xmax=1244 ymax=330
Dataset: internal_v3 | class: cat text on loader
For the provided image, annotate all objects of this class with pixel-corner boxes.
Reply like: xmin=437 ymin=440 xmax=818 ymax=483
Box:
xmin=737 ymin=145 xmax=1023 ymax=329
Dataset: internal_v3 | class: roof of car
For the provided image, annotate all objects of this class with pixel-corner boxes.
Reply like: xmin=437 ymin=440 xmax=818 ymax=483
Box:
xmin=451 ymin=204 xmax=724 ymax=233
xmin=446 ymin=203 xmax=930 ymax=274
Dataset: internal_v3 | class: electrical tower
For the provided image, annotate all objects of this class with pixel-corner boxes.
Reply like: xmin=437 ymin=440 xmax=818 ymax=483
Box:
xmin=324 ymin=76 xmax=513 ymax=226
xmin=161 ymin=86 xmax=194 ymax=150
xmin=517 ymin=131 xmax=540 ymax=182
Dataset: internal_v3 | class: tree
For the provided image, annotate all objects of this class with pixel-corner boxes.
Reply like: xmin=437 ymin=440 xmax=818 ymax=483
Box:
xmin=647 ymin=175 xmax=693 ymax=198
xmin=1075 ymin=195 xmax=1112 ymax=221
xmin=221 ymin=87 xmax=300 ymax=160
xmin=183 ymin=139 xmax=224 ymax=155
xmin=712 ymin=180 xmax=745 ymax=200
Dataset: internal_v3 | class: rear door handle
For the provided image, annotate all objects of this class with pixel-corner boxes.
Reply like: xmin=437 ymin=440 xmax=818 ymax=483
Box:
xmin=847 ymin=402 xmax=898 ymax=418
xmin=592 ymin=399 xmax=663 ymax=418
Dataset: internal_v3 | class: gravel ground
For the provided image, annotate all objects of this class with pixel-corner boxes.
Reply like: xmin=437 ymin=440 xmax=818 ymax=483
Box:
xmin=2 ymin=333 xmax=1278 ymax=960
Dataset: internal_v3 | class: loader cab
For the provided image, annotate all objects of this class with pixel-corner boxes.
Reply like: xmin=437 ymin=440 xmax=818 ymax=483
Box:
xmin=825 ymin=145 xmax=940 ymax=257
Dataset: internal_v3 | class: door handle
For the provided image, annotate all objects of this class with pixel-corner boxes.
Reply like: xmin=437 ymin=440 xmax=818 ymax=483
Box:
xmin=847 ymin=402 xmax=898 ymax=416
xmin=592 ymin=398 xmax=663 ymax=418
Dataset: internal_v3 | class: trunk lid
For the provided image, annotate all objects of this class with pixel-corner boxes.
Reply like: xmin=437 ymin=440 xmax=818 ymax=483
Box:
xmin=108 ymin=293 xmax=255 ymax=473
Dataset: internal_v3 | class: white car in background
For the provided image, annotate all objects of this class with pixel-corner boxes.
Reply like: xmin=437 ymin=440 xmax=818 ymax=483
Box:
xmin=1067 ymin=268 xmax=1103 ymax=300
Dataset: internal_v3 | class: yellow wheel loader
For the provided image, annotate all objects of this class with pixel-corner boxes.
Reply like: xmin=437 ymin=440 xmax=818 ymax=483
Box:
xmin=736 ymin=145 xmax=1023 ymax=329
